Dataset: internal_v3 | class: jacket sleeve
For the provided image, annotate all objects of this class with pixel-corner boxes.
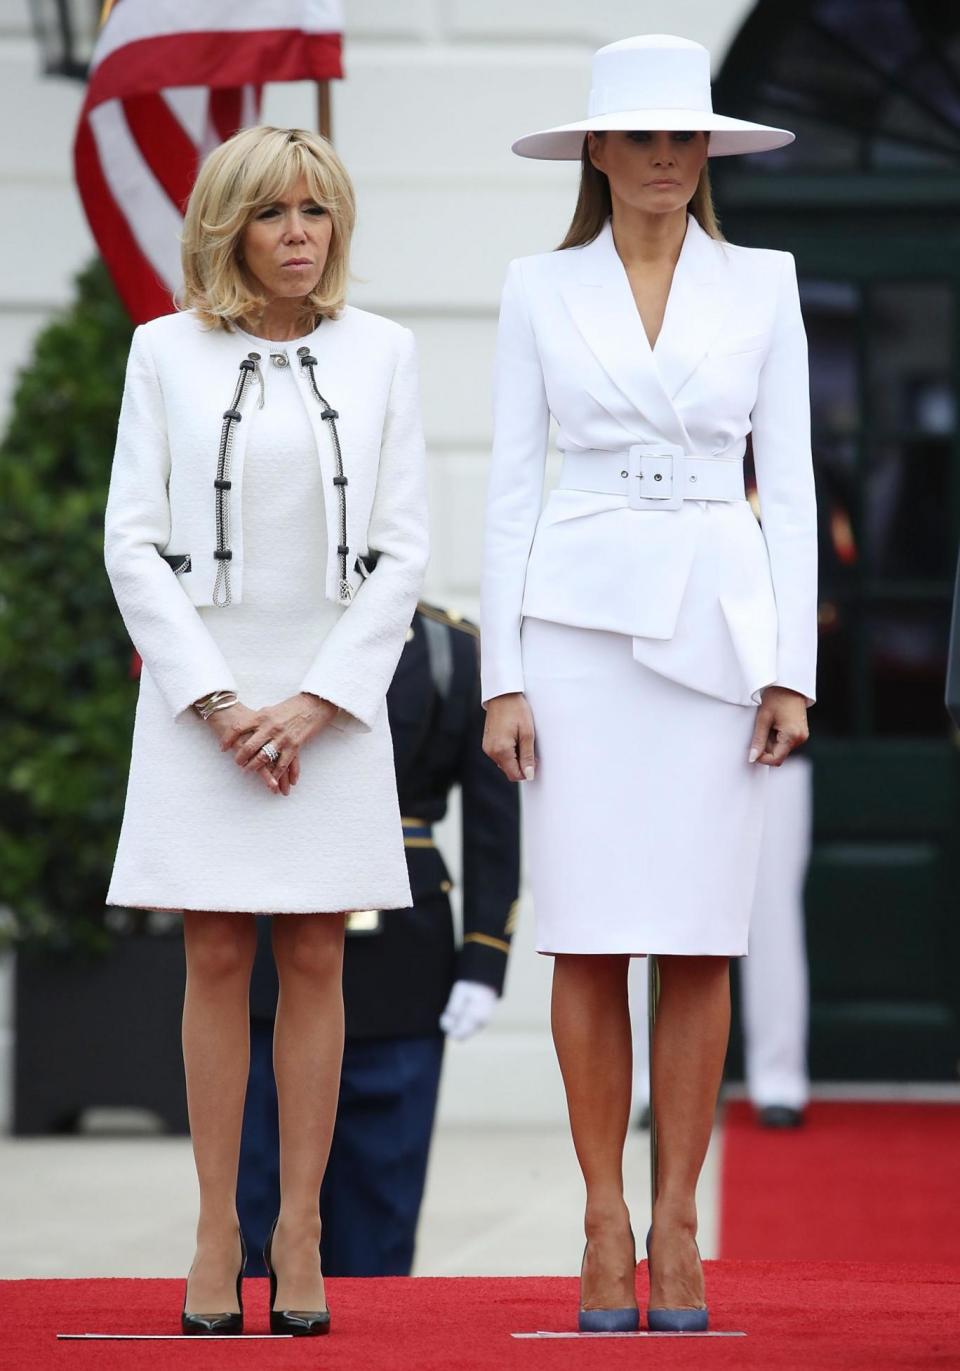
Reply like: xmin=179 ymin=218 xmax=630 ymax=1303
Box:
xmin=479 ymin=259 xmax=551 ymax=705
xmin=299 ymin=328 xmax=430 ymax=732
xmin=750 ymin=252 xmax=818 ymax=706
xmin=456 ymin=636 xmax=521 ymax=992
xmin=103 ymin=325 xmax=239 ymax=720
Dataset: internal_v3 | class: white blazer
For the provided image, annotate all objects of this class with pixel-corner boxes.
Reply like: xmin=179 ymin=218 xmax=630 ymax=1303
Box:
xmin=104 ymin=307 xmax=429 ymax=727
xmin=480 ymin=214 xmax=817 ymax=709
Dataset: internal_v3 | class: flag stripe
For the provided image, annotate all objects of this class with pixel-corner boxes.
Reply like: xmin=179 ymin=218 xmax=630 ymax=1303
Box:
xmin=208 ymin=87 xmax=243 ymax=145
xmin=89 ymin=0 xmax=344 ymax=71
xmin=75 ymin=114 xmax=173 ymax=324
xmin=162 ymin=86 xmax=217 ymax=148
xmin=90 ymin=99 xmax=184 ymax=288
xmin=122 ymin=92 xmax=199 ymax=214
xmin=84 ymin=30 xmax=342 ymax=109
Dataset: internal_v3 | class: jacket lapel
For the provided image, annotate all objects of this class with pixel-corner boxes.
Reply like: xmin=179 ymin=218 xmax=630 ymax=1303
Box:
xmin=559 ymin=215 xmax=735 ymax=447
xmin=560 ymin=221 xmax=688 ymax=447
xmin=653 ymin=215 xmax=736 ymax=403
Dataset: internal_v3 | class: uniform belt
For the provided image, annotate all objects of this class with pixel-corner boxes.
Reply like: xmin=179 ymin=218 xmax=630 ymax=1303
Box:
xmin=558 ymin=442 xmax=745 ymax=511
xmin=401 ymin=816 xmax=434 ymax=848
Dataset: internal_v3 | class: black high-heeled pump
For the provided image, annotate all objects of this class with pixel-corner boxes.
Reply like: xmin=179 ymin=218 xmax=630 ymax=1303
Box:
xmin=181 ymin=1230 xmax=247 ymax=1336
xmin=263 ymin=1217 xmax=331 ymax=1337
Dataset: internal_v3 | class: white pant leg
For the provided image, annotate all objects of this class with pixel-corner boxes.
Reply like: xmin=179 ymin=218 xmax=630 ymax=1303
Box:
xmin=740 ymin=754 xmax=812 ymax=1110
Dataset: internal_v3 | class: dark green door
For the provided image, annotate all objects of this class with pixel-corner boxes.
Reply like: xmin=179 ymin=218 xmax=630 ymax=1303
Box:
xmin=715 ymin=0 xmax=960 ymax=1079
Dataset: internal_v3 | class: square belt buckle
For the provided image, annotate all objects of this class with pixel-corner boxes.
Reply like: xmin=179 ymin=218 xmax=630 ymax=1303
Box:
xmin=627 ymin=443 xmax=685 ymax=510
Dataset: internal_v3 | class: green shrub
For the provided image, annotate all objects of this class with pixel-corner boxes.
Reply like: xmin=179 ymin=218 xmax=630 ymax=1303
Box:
xmin=0 ymin=259 xmax=138 ymax=953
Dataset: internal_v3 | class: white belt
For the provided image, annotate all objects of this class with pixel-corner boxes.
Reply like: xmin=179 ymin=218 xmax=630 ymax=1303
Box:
xmin=558 ymin=442 xmax=746 ymax=511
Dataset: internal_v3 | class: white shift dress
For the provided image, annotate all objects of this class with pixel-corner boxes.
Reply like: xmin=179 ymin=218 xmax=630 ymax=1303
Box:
xmin=106 ymin=328 xmax=411 ymax=916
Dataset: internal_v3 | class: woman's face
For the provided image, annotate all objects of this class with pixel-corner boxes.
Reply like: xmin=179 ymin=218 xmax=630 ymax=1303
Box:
xmin=587 ymin=130 xmax=708 ymax=216
xmin=239 ymin=174 xmax=333 ymax=301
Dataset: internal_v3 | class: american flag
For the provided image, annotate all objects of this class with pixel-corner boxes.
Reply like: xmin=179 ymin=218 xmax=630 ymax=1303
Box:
xmin=74 ymin=0 xmax=344 ymax=324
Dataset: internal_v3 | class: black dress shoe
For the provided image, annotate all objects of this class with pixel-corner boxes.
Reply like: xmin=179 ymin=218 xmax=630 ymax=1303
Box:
xmin=181 ymin=1231 xmax=246 ymax=1336
xmin=758 ymin=1104 xmax=805 ymax=1129
xmin=263 ymin=1217 xmax=331 ymax=1336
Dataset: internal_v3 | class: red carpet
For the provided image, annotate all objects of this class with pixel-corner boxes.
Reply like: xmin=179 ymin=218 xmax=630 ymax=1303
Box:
xmin=720 ymin=1100 xmax=960 ymax=1262
xmin=2 ymin=1267 xmax=958 ymax=1371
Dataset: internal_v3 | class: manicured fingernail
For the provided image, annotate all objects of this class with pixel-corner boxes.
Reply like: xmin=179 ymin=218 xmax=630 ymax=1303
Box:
xmin=524 ymin=766 xmax=535 ymax=781
xmin=748 ymin=748 xmax=760 ymax=763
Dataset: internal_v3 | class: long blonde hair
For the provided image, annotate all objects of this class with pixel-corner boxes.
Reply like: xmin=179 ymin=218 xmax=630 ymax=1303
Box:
xmin=557 ymin=133 xmax=723 ymax=250
xmin=180 ymin=125 xmax=356 ymax=330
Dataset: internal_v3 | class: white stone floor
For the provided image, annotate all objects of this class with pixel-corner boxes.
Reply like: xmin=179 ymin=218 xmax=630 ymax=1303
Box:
xmin=0 ymin=1123 xmax=721 ymax=1280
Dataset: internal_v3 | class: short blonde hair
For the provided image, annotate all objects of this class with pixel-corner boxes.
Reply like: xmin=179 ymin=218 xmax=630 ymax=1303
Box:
xmin=180 ymin=125 xmax=356 ymax=330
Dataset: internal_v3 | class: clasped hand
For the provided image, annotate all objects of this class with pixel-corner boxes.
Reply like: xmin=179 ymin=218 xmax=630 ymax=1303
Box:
xmin=205 ymin=692 xmax=337 ymax=795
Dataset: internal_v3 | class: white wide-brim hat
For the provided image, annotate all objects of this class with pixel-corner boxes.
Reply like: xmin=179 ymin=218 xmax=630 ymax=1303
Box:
xmin=513 ymin=34 xmax=794 ymax=160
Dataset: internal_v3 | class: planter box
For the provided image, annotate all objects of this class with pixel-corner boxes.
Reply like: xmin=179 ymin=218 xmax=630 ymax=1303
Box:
xmin=14 ymin=933 xmax=188 ymax=1135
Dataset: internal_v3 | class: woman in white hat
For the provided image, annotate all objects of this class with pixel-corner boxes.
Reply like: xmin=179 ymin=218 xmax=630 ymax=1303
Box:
xmin=481 ymin=35 xmax=815 ymax=1332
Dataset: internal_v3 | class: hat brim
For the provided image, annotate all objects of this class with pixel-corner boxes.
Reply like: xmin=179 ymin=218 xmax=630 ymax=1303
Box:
xmin=512 ymin=110 xmax=795 ymax=160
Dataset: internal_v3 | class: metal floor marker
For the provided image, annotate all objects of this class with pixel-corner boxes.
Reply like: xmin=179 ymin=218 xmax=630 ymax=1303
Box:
xmin=58 ymin=1333 xmax=292 ymax=1340
xmin=512 ymin=1331 xmax=746 ymax=1339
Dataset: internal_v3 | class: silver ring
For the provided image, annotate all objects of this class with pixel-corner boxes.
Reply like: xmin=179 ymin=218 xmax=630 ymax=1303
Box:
xmin=259 ymin=742 xmax=280 ymax=766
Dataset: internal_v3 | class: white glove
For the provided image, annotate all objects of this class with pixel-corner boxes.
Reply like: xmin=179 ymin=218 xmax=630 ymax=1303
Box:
xmin=439 ymin=980 xmax=498 ymax=1041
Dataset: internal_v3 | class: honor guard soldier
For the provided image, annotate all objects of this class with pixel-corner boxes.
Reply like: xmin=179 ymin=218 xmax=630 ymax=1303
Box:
xmin=237 ymin=601 xmax=521 ymax=1275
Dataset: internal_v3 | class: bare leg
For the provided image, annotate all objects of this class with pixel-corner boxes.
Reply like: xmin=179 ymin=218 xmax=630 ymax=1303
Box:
xmin=268 ymin=912 xmax=346 ymax=1310
xmin=181 ymin=910 xmax=257 ymax=1314
xmin=648 ymin=953 xmax=730 ymax=1310
xmin=551 ymin=953 xmax=636 ymax=1311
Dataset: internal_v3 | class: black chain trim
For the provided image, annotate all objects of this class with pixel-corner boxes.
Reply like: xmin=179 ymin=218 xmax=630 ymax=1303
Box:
xmin=212 ymin=352 xmax=261 ymax=606
xmin=297 ymin=347 xmax=352 ymax=602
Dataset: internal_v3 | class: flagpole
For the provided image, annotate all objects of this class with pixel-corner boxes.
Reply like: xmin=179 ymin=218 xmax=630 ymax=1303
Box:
xmin=317 ymin=80 xmax=332 ymax=139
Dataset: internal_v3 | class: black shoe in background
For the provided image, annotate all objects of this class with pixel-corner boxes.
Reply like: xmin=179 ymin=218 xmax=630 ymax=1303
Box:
xmin=757 ymin=1104 xmax=805 ymax=1129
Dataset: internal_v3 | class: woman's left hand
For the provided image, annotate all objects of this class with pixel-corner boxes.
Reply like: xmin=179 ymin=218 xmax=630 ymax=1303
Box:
xmin=749 ymin=686 xmax=809 ymax=766
xmin=220 ymin=692 xmax=337 ymax=788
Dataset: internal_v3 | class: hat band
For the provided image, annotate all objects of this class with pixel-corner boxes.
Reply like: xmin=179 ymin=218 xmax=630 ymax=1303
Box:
xmin=588 ymin=80 xmax=715 ymax=118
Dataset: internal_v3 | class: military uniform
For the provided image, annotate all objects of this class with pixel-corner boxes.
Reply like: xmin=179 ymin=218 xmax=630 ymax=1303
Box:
xmin=237 ymin=603 xmax=520 ymax=1274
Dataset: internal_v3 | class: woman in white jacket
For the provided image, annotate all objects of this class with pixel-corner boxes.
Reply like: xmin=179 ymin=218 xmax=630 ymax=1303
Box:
xmin=481 ymin=37 xmax=816 ymax=1331
xmin=104 ymin=126 xmax=428 ymax=1335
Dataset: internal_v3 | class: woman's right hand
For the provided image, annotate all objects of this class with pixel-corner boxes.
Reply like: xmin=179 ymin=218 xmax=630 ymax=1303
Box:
xmin=204 ymin=705 xmax=298 ymax=796
xmin=482 ymin=692 xmax=537 ymax=783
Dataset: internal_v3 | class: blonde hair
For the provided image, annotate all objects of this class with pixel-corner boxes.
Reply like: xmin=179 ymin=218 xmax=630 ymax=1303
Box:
xmin=557 ymin=133 xmax=723 ymax=250
xmin=180 ymin=125 xmax=356 ymax=330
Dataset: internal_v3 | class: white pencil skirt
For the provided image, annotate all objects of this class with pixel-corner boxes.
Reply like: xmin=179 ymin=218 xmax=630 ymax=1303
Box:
xmin=520 ymin=617 xmax=769 ymax=957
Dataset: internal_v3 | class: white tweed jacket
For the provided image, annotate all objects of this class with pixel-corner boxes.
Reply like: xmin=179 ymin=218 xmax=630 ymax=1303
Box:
xmin=104 ymin=307 xmax=429 ymax=728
